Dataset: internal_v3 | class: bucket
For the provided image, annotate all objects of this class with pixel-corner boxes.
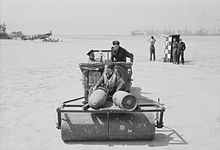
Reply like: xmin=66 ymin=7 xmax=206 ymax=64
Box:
xmin=112 ymin=91 xmax=137 ymax=111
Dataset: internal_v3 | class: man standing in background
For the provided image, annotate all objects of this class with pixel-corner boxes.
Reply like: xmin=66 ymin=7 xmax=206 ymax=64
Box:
xmin=148 ymin=36 xmax=156 ymax=61
xmin=177 ymin=39 xmax=186 ymax=64
xmin=172 ymin=38 xmax=178 ymax=63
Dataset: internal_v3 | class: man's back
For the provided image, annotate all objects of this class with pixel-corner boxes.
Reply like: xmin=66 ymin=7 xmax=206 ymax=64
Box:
xmin=111 ymin=46 xmax=133 ymax=62
xmin=148 ymin=38 xmax=156 ymax=46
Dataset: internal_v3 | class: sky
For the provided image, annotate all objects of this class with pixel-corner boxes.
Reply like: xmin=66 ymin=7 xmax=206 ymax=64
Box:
xmin=1 ymin=0 xmax=220 ymax=35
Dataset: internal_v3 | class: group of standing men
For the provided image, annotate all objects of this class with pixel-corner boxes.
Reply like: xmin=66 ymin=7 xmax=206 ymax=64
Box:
xmin=171 ymin=38 xmax=186 ymax=64
xmin=87 ymin=36 xmax=186 ymax=65
xmin=147 ymin=36 xmax=186 ymax=64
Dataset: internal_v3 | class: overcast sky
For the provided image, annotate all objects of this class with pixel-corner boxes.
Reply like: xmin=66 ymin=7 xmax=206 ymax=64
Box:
xmin=1 ymin=0 xmax=220 ymax=35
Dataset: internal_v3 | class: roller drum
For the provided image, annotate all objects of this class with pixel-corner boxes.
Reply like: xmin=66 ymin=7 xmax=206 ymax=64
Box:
xmin=61 ymin=112 xmax=108 ymax=142
xmin=109 ymin=112 xmax=155 ymax=140
xmin=61 ymin=112 xmax=155 ymax=141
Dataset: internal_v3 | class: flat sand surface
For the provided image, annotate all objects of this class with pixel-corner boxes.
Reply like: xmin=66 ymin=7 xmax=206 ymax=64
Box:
xmin=0 ymin=35 xmax=220 ymax=150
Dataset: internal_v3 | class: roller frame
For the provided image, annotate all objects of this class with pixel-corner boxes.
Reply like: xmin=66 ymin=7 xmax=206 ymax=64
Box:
xmin=56 ymin=50 xmax=165 ymax=141
xmin=56 ymin=97 xmax=165 ymax=131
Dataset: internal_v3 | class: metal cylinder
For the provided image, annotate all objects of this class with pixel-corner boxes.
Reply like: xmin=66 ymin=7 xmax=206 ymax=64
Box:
xmin=109 ymin=112 xmax=155 ymax=140
xmin=61 ymin=112 xmax=155 ymax=141
xmin=88 ymin=87 xmax=107 ymax=109
xmin=112 ymin=91 xmax=137 ymax=111
xmin=61 ymin=112 xmax=108 ymax=141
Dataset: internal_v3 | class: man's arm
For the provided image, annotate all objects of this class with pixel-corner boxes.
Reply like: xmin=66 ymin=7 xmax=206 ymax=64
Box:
xmin=126 ymin=51 xmax=134 ymax=63
xmin=111 ymin=47 xmax=116 ymax=62
xmin=111 ymin=55 xmax=115 ymax=62
xmin=116 ymin=76 xmax=126 ymax=91
xmin=182 ymin=42 xmax=186 ymax=51
xmin=93 ymin=75 xmax=104 ymax=90
xmin=129 ymin=53 xmax=134 ymax=63
xmin=123 ymin=48 xmax=134 ymax=63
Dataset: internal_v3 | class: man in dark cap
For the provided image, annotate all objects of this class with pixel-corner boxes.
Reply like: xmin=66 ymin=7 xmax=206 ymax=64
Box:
xmin=177 ymin=39 xmax=186 ymax=64
xmin=111 ymin=40 xmax=134 ymax=63
xmin=87 ymin=49 xmax=97 ymax=63
xmin=82 ymin=49 xmax=101 ymax=105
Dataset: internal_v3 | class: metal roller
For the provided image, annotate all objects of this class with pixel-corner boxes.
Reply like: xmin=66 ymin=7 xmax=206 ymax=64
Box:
xmin=60 ymin=112 xmax=155 ymax=141
xmin=109 ymin=112 xmax=155 ymax=140
xmin=61 ymin=112 xmax=108 ymax=142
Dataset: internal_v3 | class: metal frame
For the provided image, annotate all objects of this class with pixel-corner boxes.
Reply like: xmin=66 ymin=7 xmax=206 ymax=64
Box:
xmin=56 ymin=97 xmax=165 ymax=129
xmin=92 ymin=49 xmax=112 ymax=60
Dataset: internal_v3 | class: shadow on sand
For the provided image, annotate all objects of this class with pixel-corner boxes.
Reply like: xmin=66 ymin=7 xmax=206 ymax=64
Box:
xmin=64 ymin=126 xmax=188 ymax=147
xmin=130 ymin=86 xmax=156 ymax=104
xmin=183 ymin=60 xmax=196 ymax=65
xmin=156 ymin=58 xmax=196 ymax=65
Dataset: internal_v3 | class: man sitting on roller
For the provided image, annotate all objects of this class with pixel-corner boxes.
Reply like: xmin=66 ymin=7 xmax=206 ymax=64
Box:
xmin=93 ymin=64 xmax=129 ymax=96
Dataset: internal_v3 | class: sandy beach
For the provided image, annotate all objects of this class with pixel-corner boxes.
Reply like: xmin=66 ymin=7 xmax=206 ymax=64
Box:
xmin=0 ymin=35 xmax=220 ymax=150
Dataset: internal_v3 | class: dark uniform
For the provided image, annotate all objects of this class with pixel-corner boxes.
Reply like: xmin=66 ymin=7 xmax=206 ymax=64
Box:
xmin=172 ymin=41 xmax=178 ymax=63
xmin=150 ymin=45 xmax=156 ymax=61
xmin=177 ymin=41 xmax=186 ymax=64
xmin=111 ymin=46 xmax=134 ymax=62
xmin=148 ymin=37 xmax=156 ymax=61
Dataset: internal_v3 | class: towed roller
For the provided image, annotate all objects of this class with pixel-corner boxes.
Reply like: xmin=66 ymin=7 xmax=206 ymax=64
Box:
xmin=61 ymin=111 xmax=155 ymax=142
xmin=57 ymin=60 xmax=165 ymax=142
xmin=57 ymin=96 xmax=165 ymax=142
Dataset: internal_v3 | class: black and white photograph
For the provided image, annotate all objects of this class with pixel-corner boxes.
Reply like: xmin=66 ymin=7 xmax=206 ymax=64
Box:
xmin=1 ymin=0 xmax=220 ymax=150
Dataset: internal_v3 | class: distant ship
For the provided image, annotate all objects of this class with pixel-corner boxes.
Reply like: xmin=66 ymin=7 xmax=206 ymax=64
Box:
xmin=21 ymin=30 xmax=52 ymax=40
xmin=131 ymin=28 xmax=220 ymax=36
xmin=131 ymin=30 xmax=146 ymax=36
